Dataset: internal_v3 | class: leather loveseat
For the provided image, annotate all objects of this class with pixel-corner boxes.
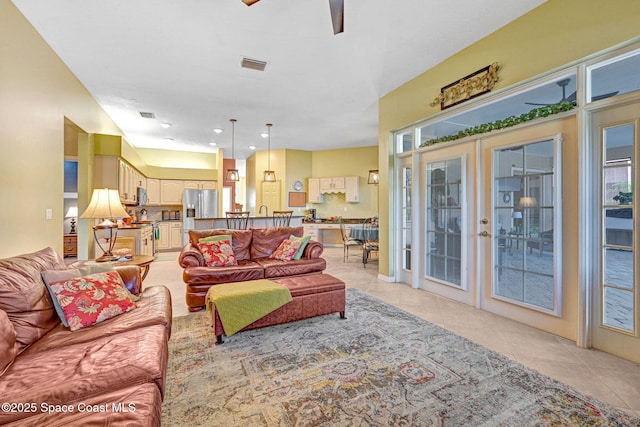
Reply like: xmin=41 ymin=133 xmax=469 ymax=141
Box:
xmin=0 ymin=247 xmax=172 ymax=426
xmin=178 ymin=226 xmax=326 ymax=311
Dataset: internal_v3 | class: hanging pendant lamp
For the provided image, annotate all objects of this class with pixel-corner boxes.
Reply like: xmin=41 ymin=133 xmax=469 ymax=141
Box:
xmin=263 ymin=123 xmax=276 ymax=182
xmin=226 ymin=118 xmax=240 ymax=182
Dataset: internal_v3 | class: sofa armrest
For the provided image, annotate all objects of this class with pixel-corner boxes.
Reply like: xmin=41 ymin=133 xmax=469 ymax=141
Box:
xmin=303 ymin=240 xmax=324 ymax=259
xmin=178 ymin=244 xmax=205 ymax=268
xmin=114 ymin=265 xmax=142 ymax=295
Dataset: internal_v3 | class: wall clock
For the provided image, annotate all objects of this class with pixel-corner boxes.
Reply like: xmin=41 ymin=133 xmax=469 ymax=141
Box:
xmin=502 ymin=193 xmax=511 ymax=203
xmin=293 ymin=180 xmax=303 ymax=191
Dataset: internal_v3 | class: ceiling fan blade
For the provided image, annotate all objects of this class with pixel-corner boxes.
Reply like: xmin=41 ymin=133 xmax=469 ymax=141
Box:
xmin=328 ymin=0 xmax=344 ymax=34
xmin=592 ymin=91 xmax=619 ymax=101
xmin=242 ymin=0 xmax=260 ymax=6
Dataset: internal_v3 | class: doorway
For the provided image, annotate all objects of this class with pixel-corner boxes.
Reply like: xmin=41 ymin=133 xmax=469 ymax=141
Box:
xmin=591 ymin=102 xmax=640 ymax=362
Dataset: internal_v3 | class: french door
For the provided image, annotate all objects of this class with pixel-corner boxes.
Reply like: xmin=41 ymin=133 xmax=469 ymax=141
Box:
xmin=591 ymin=103 xmax=640 ymax=362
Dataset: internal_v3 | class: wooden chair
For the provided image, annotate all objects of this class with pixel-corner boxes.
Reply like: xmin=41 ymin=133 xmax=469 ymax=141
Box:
xmin=225 ymin=211 xmax=250 ymax=230
xmin=362 ymin=217 xmax=379 ymax=268
xmin=272 ymin=210 xmax=293 ymax=227
xmin=339 ymin=216 xmax=362 ymax=262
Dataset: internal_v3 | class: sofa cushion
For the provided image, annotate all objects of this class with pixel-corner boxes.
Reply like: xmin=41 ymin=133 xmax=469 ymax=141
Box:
xmin=189 ymin=229 xmax=253 ymax=261
xmin=197 ymin=239 xmax=238 ymax=267
xmin=42 ymin=264 xmax=139 ymax=327
xmin=250 ymin=226 xmax=303 ymax=259
xmin=0 ymin=324 xmax=168 ymax=425
xmin=183 ymin=260 xmax=264 ymax=286
xmin=47 ymin=271 xmax=138 ymax=331
xmin=289 ymin=235 xmax=311 ymax=260
xmin=23 ymin=286 xmax=172 ymax=353
xmin=0 ymin=309 xmax=17 ymax=376
xmin=256 ymin=257 xmax=327 ymax=278
xmin=0 ymin=247 xmax=67 ymax=354
xmin=269 ymin=239 xmax=301 ymax=261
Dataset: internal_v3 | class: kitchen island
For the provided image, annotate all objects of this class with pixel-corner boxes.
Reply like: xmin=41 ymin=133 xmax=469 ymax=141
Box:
xmin=193 ymin=215 xmax=304 ymax=230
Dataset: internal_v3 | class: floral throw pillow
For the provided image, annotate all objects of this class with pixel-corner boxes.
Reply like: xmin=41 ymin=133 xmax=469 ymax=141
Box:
xmin=269 ymin=239 xmax=302 ymax=261
xmin=48 ymin=271 xmax=138 ymax=331
xmin=197 ymin=239 xmax=238 ymax=267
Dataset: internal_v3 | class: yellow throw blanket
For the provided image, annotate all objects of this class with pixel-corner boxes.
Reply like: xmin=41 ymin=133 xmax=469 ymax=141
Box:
xmin=206 ymin=279 xmax=292 ymax=337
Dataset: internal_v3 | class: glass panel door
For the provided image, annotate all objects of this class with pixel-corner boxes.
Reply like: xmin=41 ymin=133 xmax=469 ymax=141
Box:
xmin=592 ymin=103 xmax=640 ymax=363
xmin=401 ymin=166 xmax=412 ymax=271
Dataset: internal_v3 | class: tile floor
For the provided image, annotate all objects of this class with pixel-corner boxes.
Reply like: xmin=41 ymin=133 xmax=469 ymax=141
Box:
xmin=148 ymin=247 xmax=640 ymax=418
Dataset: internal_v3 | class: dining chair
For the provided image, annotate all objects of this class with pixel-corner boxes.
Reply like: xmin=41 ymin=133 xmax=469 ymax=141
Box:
xmin=225 ymin=211 xmax=250 ymax=230
xmin=272 ymin=210 xmax=293 ymax=227
xmin=339 ymin=216 xmax=362 ymax=262
xmin=362 ymin=217 xmax=379 ymax=268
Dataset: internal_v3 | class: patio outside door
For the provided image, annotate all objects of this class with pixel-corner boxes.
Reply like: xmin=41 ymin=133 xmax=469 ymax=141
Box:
xmin=591 ymin=103 xmax=640 ymax=363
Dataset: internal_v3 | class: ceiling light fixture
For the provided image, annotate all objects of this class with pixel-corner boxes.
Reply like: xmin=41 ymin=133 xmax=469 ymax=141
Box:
xmin=209 ymin=142 xmax=217 ymax=146
xmin=260 ymin=131 xmax=269 ymax=138
xmin=213 ymin=128 xmax=223 ymax=134
xmin=159 ymin=122 xmax=172 ymax=128
xmin=263 ymin=123 xmax=276 ymax=182
xmin=249 ymin=145 xmax=256 ymax=150
xmin=226 ymin=119 xmax=240 ymax=182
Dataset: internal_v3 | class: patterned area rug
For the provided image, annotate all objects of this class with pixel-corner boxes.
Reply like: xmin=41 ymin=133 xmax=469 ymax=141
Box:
xmin=162 ymin=289 xmax=640 ymax=426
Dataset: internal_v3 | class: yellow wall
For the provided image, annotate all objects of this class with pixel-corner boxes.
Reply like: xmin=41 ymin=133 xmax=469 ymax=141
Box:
xmin=0 ymin=2 xmax=124 ymax=258
xmin=377 ymin=0 xmax=640 ymax=276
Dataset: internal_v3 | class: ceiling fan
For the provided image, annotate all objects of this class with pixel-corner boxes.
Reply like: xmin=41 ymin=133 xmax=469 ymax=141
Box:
xmin=525 ymin=78 xmax=619 ymax=106
xmin=242 ymin=0 xmax=344 ymax=35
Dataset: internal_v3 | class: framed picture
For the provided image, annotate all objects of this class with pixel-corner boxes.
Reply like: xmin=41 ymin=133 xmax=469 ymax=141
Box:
xmin=288 ymin=192 xmax=306 ymax=207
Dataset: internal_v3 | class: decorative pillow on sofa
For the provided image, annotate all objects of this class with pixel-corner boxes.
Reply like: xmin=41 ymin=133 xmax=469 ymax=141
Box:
xmin=197 ymin=239 xmax=238 ymax=267
xmin=269 ymin=239 xmax=302 ymax=261
xmin=46 ymin=271 xmax=138 ymax=331
xmin=289 ymin=235 xmax=311 ymax=260
xmin=42 ymin=264 xmax=139 ymax=327
xmin=0 ymin=309 xmax=17 ymax=376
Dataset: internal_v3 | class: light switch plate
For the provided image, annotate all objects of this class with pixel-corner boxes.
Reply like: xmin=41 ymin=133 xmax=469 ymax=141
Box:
xmin=45 ymin=208 xmax=53 ymax=220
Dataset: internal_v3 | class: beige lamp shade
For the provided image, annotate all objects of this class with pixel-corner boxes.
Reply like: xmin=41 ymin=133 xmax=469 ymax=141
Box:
xmin=80 ymin=188 xmax=130 ymax=226
xmin=65 ymin=206 xmax=78 ymax=218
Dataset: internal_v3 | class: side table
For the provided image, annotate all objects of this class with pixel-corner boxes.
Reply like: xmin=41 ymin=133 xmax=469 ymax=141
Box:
xmin=71 ymin=255 xmax=154 ymax=282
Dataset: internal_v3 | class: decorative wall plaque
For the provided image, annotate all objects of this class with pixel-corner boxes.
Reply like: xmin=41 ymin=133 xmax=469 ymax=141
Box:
xmin=430 ymin=62 xmax=500 ymax=110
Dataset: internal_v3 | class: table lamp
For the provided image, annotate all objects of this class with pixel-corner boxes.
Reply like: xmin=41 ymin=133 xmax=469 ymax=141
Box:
xmin=65 ymin=206 xmax=78 ymax=234
xmin=79 ymin=188 xmax=130 ymax=262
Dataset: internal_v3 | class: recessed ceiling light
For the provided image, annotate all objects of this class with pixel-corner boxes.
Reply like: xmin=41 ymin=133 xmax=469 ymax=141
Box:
xmin=260 ymin=131 xmax=269 ymax=138
xmin=249 ymin=145 xmax=256 ymax=150
xmin=160 ymin=122 xmax=172 ymax=128
xmin=209 ymin=142 xmax=217 ymax=146
xmin=213 ymin=128 xmax=223 ymax=134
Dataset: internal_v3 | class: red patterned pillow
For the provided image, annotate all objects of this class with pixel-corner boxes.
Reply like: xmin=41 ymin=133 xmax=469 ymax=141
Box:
xmin=269 ymin=239 xmax=302 ymax=261
xmin=197 ymin=239 xmax=238 ymax=267
xmin=48 ymin=271 xmax=138 ymax=331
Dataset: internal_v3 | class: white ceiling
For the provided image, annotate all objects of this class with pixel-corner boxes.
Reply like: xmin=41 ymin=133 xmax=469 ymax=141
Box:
xmin=13 ymin=0 xmax=547 ymax=159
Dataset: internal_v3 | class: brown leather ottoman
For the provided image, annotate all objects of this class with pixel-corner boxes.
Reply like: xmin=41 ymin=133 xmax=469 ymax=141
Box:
xmin=212 ymin=273 xmax=346 ymax=343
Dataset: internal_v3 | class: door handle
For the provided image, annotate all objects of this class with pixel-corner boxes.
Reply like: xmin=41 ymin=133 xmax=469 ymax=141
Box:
xmin=478 ymin=230 xmax=490 ymax=237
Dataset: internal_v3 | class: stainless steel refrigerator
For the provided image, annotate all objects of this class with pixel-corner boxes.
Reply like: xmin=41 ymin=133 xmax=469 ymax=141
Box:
xmin=182 ymin=189 xmax=218 ymax=245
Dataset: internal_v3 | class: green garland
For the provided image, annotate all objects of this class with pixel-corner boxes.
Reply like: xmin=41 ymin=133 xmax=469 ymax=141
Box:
xmin=419 ymin=101 xmax=575 ymax=148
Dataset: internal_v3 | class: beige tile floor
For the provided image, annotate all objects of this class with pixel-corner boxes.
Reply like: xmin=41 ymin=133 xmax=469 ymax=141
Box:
xmin=149 ymin=247 xmax=640 ymax=418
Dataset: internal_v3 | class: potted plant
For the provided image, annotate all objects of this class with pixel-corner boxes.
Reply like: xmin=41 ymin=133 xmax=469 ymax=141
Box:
xmin=613 ymin=191 xmax=633 ymax=205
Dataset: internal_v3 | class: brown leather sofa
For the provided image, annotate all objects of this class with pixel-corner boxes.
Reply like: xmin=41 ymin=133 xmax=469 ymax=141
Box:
xmin=179 ymin=226 xmax=326 ymax=311
xmin=0 ymin=247 xmax=172 ymax=427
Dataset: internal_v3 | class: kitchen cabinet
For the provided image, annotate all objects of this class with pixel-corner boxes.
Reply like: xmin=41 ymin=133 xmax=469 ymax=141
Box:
xmin=303 ymin=224 xmax=320 ymax=243
xmin=160 ymin=180 xmax=184 ymax=205
xmin=96 ymin=225 xmax=153 ymax=258
xmin=345 ymin=176 xmax=360 ymax=202
xmin=308 ymin=178 xmax=323 ymax=203
xmin=94 ymin=155 xmax=144 ymax=205
xmin=184 ymin=180 xmax=217 ymax=190
xmin=159 ymin=221 xmax=183 ymax=250
xmin=319 ymin=177 xmax=345 ymax=193
xmin=146 ymin=178 xmax=160 ymax=205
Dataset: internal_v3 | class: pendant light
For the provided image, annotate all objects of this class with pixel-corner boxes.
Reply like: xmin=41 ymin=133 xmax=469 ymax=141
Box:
xmin=263 ymin=123 xmax=276 ymax=182
xmin=226 ymin=118 xmax=240 ymax=182
xmin=367 ymin=169 xmax=379 ymax=184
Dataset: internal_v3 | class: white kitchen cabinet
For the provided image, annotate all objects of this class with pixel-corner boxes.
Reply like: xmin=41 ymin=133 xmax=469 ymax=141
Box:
xmin=159 ymin=221 xmax=183 ymax=250
xmin=308 ymin=178 xmax=323 ymax=203
xmin=345 ymin=176 xmax=360 ymax=202
xmin=303 ymin=224 xmax=321 ymax=243
xmin=160 ymin=180 xmax=184 ymax=205
xmin=94 ymin=155 xmax=144 ymax=205
xmin=184 ymin=180 xmax=217 ymax=190
xmin=319 ymin=177 xmax=345 ymax=193
xmin=146 ymin=178 xmax=160 ymax=205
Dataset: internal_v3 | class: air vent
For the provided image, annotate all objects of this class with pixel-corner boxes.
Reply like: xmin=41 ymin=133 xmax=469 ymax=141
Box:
xmin=241 ymin=57 xmax=268 ymax=72
xmin=139 ymin=112 xmax=155 ymax=119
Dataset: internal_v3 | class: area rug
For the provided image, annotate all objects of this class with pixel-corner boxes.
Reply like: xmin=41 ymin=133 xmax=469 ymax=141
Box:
xmin=162 ymin=289 xmax=640 ymax=426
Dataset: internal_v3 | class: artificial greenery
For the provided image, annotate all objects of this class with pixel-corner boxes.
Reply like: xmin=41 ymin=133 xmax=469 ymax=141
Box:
xmin=419 ymin=101 xmax=576 ymax=148
xmin=613 ymin=191 xmax=633 ymax=205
